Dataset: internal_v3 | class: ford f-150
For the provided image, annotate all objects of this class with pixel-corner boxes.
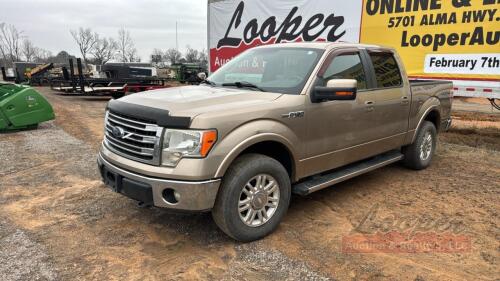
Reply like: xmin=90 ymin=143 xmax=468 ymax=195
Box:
xmin=98 ymin=42 xmax=453 ymax=241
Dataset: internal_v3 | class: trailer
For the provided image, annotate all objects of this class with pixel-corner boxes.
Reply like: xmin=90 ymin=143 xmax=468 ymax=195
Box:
xmin=50 ymin=58 xmax=170 ymax=98
xmin=27 ymin=63 xmax=54 ymax=85
xmin=207 ymin=0 xmax=499 ymax=109
xmin=2 ymin=63 xmax=57 ymax=85
xmin=101 ymin=62 xmax=157 ymax=79
xmin=9 ymin=62 xmax=44 ymax=83
xmin=1 ymin=67 xmax=16 ymax=82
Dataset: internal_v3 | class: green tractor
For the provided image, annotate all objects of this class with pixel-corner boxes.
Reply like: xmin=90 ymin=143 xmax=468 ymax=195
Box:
xmin=0 ymin=83 xmax=55 ymax=131
xmin=170 ymin=63 xmax=207 ymax=84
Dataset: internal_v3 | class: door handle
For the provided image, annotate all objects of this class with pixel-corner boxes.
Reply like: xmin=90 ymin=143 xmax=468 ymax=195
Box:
xmin=401 ymin=96 xmax=409 ymax=105
xmin=365 ymin=101 xmax=375 ymax=112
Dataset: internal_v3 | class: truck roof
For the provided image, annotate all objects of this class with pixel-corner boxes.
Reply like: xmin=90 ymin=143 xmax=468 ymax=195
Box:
xmin=255 ymin=42 xmax=387 ymax=51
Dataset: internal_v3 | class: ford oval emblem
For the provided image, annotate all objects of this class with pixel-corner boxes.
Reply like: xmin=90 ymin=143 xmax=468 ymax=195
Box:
xmin=111 ymin=126 xmax=125 ymax=138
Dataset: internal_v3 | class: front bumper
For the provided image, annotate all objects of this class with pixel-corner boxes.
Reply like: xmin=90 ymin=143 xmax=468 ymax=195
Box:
xmin=97 ymin=153 xmax=221 ymax=211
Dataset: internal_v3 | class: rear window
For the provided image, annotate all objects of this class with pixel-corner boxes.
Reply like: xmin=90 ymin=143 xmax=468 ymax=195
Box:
xmin=369 ymin=52 xmax=403 ymax=88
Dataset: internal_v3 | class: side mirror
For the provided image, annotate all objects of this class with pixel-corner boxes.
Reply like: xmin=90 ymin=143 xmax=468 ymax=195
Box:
xmin=311 ymin=79 xmax=357 ymax=103
xmin=197 ymin=72 xmax=207 ymax=80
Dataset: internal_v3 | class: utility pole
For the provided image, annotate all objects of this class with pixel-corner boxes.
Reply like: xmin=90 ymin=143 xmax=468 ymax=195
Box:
xmin=176 ymin=21 xmax=179 ymax=53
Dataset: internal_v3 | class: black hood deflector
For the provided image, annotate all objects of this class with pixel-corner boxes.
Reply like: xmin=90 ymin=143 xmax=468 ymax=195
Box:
xmin=107 ymin=99 xmax=191 ymax=128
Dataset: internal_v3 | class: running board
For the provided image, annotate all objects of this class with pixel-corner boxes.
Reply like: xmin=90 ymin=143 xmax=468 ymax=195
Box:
xmin=292 ymin=150 xmax=404 ymax=196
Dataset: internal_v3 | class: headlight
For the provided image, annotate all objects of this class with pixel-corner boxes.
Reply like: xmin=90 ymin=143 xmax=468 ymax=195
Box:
xmin=161 ymin=129 xmax=217 ymax=167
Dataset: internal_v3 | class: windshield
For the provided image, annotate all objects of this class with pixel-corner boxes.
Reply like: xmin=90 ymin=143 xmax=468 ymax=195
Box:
xmin=208 ymin=47 xmax=324 ymax=94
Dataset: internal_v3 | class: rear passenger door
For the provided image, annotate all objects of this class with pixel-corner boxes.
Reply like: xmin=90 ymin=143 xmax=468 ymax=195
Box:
xmin=363 ymin=50 xmax=410 ymax=144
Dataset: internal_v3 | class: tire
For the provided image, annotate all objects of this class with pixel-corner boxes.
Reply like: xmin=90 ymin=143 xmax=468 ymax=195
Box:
xmin=212 ymin=153 xmax=291 ymax=242
xmin=402 ymin=121 xmax=437 ymax=170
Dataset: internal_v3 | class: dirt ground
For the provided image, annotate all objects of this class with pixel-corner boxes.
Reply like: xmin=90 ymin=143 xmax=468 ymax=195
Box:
xmin=0 ymin=88 xmax=498 ymax=281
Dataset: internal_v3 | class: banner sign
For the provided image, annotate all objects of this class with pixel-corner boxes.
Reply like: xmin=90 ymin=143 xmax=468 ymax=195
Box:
xmin=208 ymin=0 xmax=363 ymax=71
xmin=208 ymin=0 xmax=499 ymax=84
xmin=360 ymin=0 xmax=499 ymax=82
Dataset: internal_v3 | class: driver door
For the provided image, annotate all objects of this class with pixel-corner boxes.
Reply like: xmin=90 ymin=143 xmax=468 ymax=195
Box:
xmin=302 ymin=48 xmax=377 ymax=176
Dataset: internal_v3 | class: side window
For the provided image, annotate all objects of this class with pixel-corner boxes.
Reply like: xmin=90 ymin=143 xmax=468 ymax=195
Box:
xmin=368 ymin=52 xmax=403 ymax=88
xmin=322 ymin=53 xmax=367 ymax=90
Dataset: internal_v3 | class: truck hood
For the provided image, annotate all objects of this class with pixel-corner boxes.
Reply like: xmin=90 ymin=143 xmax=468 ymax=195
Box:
xmin=118 ymin=85 xmax=283 ymax=117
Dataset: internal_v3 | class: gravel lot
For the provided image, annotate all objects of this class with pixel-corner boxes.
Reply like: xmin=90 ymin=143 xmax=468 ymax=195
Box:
xmin=0 ymin=88 xmax=498 ymax=280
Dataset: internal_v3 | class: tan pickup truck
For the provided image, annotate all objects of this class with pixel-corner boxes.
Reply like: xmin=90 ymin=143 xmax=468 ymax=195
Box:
xmin=98 ymin=42 xmax=452 ymax=241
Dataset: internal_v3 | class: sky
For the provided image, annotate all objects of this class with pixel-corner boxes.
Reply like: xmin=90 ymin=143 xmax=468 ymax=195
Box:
xmin=0 ymin=0 xmax=208 ymax=61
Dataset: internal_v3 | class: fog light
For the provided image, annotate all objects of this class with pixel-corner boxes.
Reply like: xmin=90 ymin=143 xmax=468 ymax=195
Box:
xmin=162 ymin=188 xmax=179 ymax=204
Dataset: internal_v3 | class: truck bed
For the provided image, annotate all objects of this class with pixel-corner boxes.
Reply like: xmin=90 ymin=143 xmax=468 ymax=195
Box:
xmin=409 ymin=79 xmax=453 ymax=132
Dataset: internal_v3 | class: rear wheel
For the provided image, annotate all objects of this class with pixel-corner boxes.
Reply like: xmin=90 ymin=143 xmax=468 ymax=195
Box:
xmin=402 ymin=121 xmax=437 ymax=170
xmin=212 ymin=154 xmax=291 ymax=242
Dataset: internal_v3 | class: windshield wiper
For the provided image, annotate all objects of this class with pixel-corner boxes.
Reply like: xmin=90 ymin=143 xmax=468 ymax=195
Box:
xmin=222 ymin=81 xmax=266 ymax=92
xmin=200 ymin=79 xmax=216 ymax=86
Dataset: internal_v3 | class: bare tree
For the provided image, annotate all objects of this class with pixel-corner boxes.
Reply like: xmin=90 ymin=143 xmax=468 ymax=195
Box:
xmin=164 ymin=48 xmax=182 ymax=65
xmin=33 ymin=49 xmax=52 ymax=63
xmin=198 ymin=48 xmax=208 ymax=67
xmin=70 ymin=27 xmax=98 ymax=66
xmin=150 ymin=48 xmax=164 ymax=66
xmin=185 ymin=46 xmax=199 ymax=63
xmin=127 ymin=48 xmax=140 ymax=62
xmin=117 ymin=27 xmax=137 ymax=62
xmin=22 ymin=39 xmax=38 ymax=62
xmin=92 ymin=37 xmax=117 ymax=65
xmin=0 ymin=22 xmax=23 ymax=65
xmin=0 ymin=40 xmax=7 ymax=65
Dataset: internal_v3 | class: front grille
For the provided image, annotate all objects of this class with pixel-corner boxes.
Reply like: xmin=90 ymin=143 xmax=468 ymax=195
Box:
xmin=104 ymin=110 xmax=162 ymax=165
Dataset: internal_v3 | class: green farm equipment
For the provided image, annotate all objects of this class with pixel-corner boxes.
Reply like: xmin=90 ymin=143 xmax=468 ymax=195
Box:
xmin=0 ymin=83 xmax=55 ymax=131
xmin=170 ymin=63 xmax=207 ymax=84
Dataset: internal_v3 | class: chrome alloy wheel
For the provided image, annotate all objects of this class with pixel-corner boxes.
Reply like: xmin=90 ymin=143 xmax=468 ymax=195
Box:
xmin=238 ymin=174 xmax=280 ymax=227
xmin=420 ymin=131 xmax=433 ymax=161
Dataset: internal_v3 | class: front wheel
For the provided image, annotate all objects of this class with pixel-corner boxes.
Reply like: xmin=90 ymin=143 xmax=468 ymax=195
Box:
xmin=212 ymin=154 xmax=291 ymax=242
xmin=402 ymin=121 xmax=437 ymax=170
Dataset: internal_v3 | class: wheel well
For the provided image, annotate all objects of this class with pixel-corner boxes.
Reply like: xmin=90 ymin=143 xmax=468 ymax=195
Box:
xmin=239 ymin=141 xmax=294 ymax=179
xmin=424 ymin=110 xmax=440 ymax=130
